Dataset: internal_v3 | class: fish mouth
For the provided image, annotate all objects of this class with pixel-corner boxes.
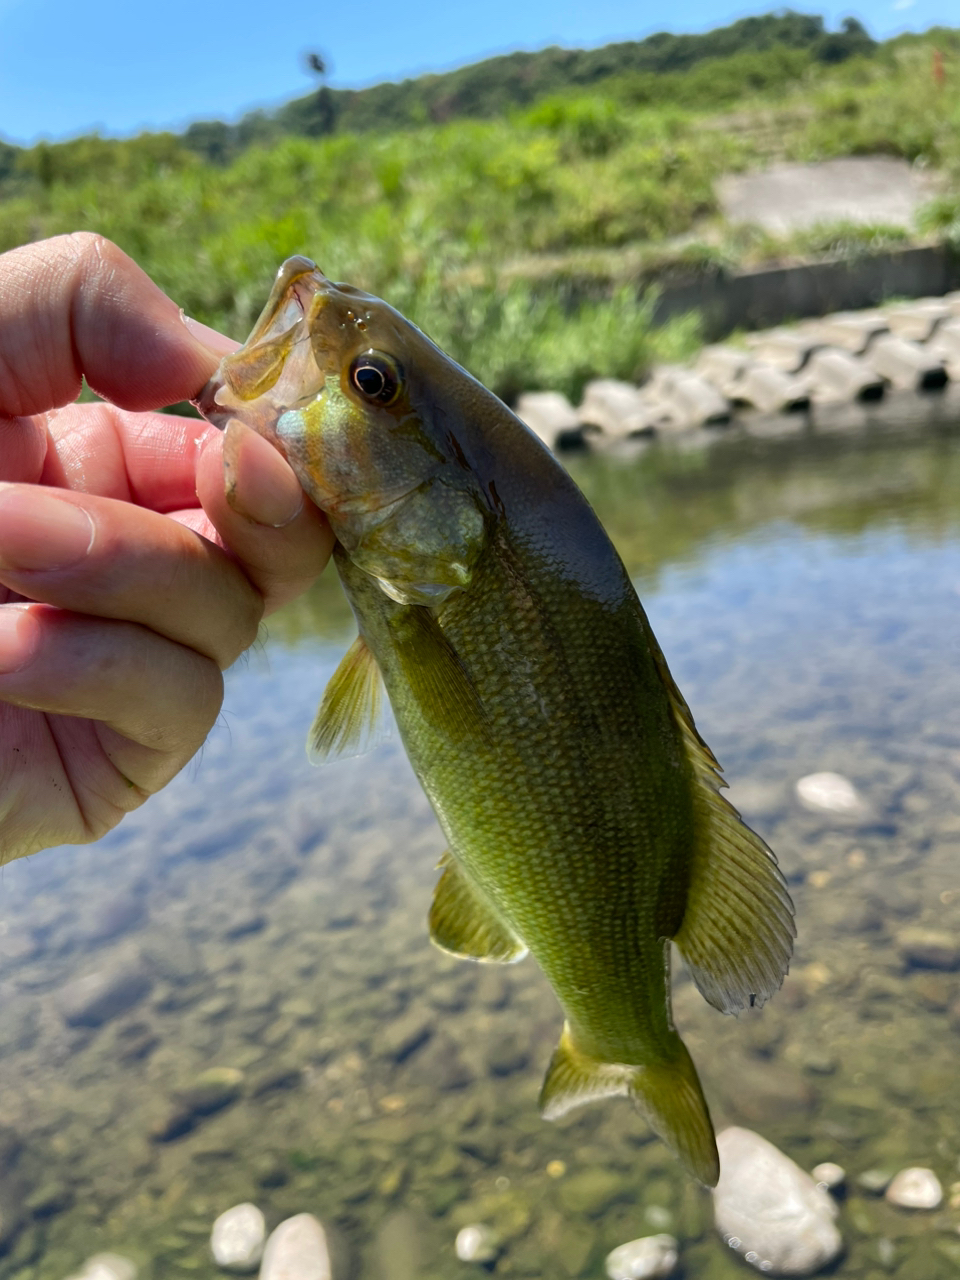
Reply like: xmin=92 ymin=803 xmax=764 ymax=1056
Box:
xmin=193 ymin=256 xmax=332 ymax=436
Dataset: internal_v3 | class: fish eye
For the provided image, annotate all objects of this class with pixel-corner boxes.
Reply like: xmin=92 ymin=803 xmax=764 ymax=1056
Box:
xmin=349 ymin=351 xmax=403 ymax=406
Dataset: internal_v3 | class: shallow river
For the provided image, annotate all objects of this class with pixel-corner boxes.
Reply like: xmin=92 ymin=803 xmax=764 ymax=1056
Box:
xmin=2 ymin=399 xmax=960 ymax=1280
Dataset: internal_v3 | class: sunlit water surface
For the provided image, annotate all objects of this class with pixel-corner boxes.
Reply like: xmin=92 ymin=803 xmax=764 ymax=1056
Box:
xmin=1 ymin=403 xmax=960 ymax=1279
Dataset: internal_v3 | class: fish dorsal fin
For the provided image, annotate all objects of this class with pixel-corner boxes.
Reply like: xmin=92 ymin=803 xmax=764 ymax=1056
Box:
xmin=648 ymin=638 xmax=796 ymax=1014
xmin=308 ymin=634 xmax=386 ymax=764
xmin=429 ymin=852 xmax=528 ymax=963
xmin=388 ymin=606 xmax=490 ymax=745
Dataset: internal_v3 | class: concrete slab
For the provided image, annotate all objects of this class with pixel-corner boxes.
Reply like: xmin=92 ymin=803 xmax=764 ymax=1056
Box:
xmin=716 ymin=157 xmax=938 ymax=236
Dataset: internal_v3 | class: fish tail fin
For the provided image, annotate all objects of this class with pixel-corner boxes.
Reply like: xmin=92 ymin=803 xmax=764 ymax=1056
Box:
xmin=629 ymin=1035 xmax=719 ymax=1188
xmin=538 ymin=1023 xmax=719 ymax=1187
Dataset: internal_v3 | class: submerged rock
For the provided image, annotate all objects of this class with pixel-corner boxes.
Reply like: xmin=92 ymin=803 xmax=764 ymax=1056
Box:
xmin=885 ymin=1167 xmax=943 ymax=1210
xmin=856 ymin=1169 xmax=893 ymax=1195
xmin=153 ymin=1067 xmax=245 ymax=1142
xmin=66 ymin=1255 xmax=138 ymax=1280
xmin=57 ymin=956 xmax=151 ymax=1028
xmin=713 ymin=1127 xmax=842 ymax=1276
xmin=605 ymin=1233 xmax=678 ymax=1279
xmin=259 ymin=1214 xmax=331 ymax=1280
xmin=210 ymin=1202 xmax=265 ymax=1272
xmin=455 ymin=1224 xmax=500 ymax=1264
xmin=896 ymin=928 xmax=960 ymax=971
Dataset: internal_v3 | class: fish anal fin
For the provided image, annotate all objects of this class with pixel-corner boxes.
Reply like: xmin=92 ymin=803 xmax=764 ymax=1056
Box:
xmin=539 ymin=1023 xmax=719 ymax=1187
xmin=308 ymin=634 xmax=385 ymax=764
xmin=429 ymin=853 xmax=527 ymax=964
xmin=649 ymin=634 xmax=796 ymax=1014
xmin=389 ymin=606 xmax=490 ymax=745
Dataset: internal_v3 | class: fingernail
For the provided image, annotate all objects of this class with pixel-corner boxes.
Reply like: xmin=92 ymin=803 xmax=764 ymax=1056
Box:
xmin=0 ymin=607 xmax=39 ymax=674
xmin=181 ymin=311 xmax=242 ymax=357
xmin=0 ymin=486 xmax=95 ymax=571
xmin=222 ymin=420 xmax=304 ymax=528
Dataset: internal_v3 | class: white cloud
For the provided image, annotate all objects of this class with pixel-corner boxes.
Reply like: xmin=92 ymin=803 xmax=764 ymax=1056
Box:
xmin=891 ymin=0 xmax=917 ymax=9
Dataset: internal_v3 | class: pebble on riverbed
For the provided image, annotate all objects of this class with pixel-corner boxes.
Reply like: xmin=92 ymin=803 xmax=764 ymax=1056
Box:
xmin=811 ymin=1163 xmax=845 ymax=1193
xmin=794 ymin=772 xmax=864 ymax=816
xmin=65 ymin=1255 xmax=137 ymax=1280
xmin=455 ymin=1224 xmax=500 ymax=1264
xmin=713 ymin=1127 xmax=842 ymax=1276
xmin=604 ymin=1233 xmax=679 ymax=1279
xmin=259 ymin=1214 xmax=331 ymax=1280
xmin=884 ymin=1167 xmax=943 ymax=1209
xmin=210 ymin=1202 xmax=265 ymax=1272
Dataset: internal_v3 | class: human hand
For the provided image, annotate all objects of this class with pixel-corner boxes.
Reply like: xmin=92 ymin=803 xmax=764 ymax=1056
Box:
xmin=0 ymin=233 xmax=333 ymax=862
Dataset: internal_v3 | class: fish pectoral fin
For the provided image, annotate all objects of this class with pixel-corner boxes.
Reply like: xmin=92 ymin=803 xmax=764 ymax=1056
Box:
xmin=660 ymin=654 xmax=795 ymax=1012
xmin=539 ymin=1024 xmax=719 ymax=1188
xmin=429 ymin=853 xmax=527 ymax=963
xmin=388 ymin=606 xmax=490 ymax=745
xmin=308 ymin=634 xmax=387 ymax=764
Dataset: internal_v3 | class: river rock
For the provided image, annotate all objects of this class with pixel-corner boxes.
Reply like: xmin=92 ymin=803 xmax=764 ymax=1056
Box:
xmin=57 ymin=955 xmax=152 ymax=1027
xmin=558 ymin=1169 xmax=628 ymax=1216
xmin=259 ymin=1214 xmax=331 ymax=1280
xmin=713 ymin=1127 xmax=842 ymax=1275
xmin=153 ymin=1067 xmax=245 ymax=1141
xmin=896 ymin=928 xmax=960 ymax=971
xmin=795 ymin=772 xmax=864 ymax=816
xmin=211 ymin=1202 xmax=265 ymax=1272
xmin=605 ymin=1233 xmax=678 ymax=1279
xmin=884 ymin=1167 xmax=943 ymax=1209
xmin=455 ymin=1224 xmax=500 ymax=1264
xmin=811 ymin=1163 xmax=845 ymax=1192
xmin=66 ymin=1255 xmax=138 ymax=1280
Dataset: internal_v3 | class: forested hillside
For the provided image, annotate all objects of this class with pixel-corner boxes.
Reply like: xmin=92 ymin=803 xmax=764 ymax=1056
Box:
xmin=1 ymin=14 xmax=958 ymax=400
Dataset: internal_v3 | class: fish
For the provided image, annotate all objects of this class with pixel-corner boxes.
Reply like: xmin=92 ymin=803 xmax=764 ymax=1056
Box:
xmin=196 ymin=256 xmax=795 ymax=1186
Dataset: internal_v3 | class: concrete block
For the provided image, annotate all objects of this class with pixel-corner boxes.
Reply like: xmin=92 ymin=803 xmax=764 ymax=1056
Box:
xmin=738 ymin=365 xmax=811 ymax=414
xmin=514 ymin=391 xmax=592 ymax=451
xmin=862 ymin=334 xmax=948 ymax=392
xmin=806 ymin=311 xmax=889 ymax=354
xmin=578 ymin=380 xmax=650 ymax=438
xmin=744 ymin=329 xmax=820 ymax=374
xmin=929 ymin=318 xmax=960 ymax=362
xmin=695 ymin=346 xmax=750 ymax=395
xmin=884 ymin=299 xmax=952 ymax=343
xmin=648 ymin=367 xmax=732 ymax=427
xmin=806 ymin=348 xmax=885 ymax=404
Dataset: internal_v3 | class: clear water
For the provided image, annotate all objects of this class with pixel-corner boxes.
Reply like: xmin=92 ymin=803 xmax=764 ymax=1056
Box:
xmin=2 ymin=402 xmax=960 ymax=1279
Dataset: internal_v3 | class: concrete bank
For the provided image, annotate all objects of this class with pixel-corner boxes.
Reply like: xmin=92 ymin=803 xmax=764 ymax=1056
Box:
xmin=652 ymin=244 xmax=960 ymax=341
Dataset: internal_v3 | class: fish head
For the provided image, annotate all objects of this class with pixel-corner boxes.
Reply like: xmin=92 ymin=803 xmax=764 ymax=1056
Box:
xmin=196 ymin=256 xmax=468 ymax=536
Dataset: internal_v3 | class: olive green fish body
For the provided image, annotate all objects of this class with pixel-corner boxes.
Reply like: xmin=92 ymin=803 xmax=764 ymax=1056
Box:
xmin=197 ymin=257 xmax=796 ymax=1185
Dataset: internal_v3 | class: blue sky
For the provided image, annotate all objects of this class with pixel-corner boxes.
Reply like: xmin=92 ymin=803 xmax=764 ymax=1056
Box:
xmin=0 ymin=0 xmax=955 ymax=145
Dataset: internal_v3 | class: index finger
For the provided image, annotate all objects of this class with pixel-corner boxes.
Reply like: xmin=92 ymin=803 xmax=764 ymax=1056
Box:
xmin=0 ymin=232 xmax=231 ymax=417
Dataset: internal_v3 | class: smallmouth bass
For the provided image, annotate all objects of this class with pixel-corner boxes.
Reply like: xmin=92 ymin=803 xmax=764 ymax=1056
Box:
xmin=197 ymin=257 xmax=795 ymax=1185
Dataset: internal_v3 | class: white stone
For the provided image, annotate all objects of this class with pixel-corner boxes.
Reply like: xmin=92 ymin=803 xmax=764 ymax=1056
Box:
xmin=211 ymin=1203 xmax=266 ymax=1272
xmin=67 ymin=1256 xmax=138 ymax=1280
xmin=259 ymin=1214 xmax=331 ymax=1280
xmin=455 ymin=1224 xmax=499 ymax=1264
xmin=605 ymin=1233 xmax=679 ymax=1279
xmin=713 ymin=1127 xmax=842 ymax=1276
xmin=811 ymin=1163 xmax=845 ymax=1192
xmin=795 ymin=772 xmax=863 ymax=815
xmin=885 ymin=1167 xmax=943 ymax=1210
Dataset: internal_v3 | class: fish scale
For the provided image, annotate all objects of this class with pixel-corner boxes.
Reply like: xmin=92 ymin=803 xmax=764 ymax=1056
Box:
xmin=196 ymin=255 xmax=796 ymax=1185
